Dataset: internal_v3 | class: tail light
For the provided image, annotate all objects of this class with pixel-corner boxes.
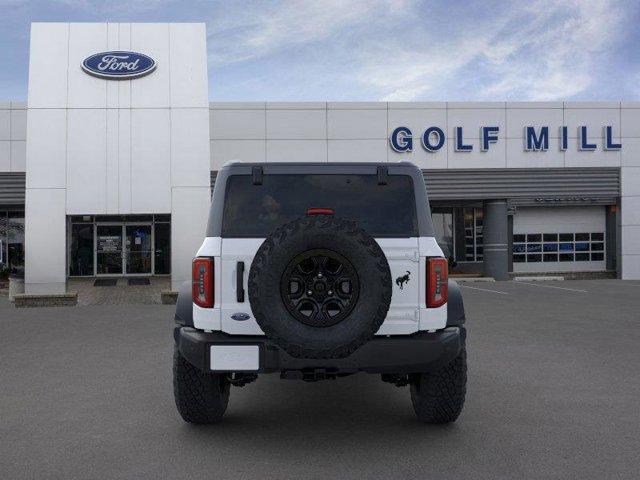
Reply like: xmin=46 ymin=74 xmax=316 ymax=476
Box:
xmin=192 ymin=257 xmax=214 ymax=308
xmin=426 ymin=257 xmax=448 ymax=308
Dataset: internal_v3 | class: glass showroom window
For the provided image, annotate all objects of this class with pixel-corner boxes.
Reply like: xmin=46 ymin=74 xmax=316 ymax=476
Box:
xmin=431 ymin=209 xmax=454 ymax=262
xmin=513 ymin=232 xmax=605 ymax=263
xmin=68 ymin=214 xmax=171 ymax=276
xmin=463 ymin=208 xmax=483 ymax=262
xmin=153 ymin=216 xmax=171 ymax=275
xmin=0 ymin=211 xmax=25 ymax=275
xmin=0 ymin=212 xmax=6 ymax=276
xmin=70 ymin=220 xmax=95 ymax=276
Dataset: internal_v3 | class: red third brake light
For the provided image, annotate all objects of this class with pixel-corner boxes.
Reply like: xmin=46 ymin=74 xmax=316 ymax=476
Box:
xmin=426 ymin=257 xmax=448 ymax=308
xmin=307 ymin=208 xmax=334 ymax=216
xmin=192 ymin=257 xmax=214 ymax=308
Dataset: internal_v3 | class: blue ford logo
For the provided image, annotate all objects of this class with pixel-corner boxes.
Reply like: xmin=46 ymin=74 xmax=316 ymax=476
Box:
xmin=82 ymin=51 xmax=156 ymax=80
xmin=231 ymin=313 xmax=251 ymax=321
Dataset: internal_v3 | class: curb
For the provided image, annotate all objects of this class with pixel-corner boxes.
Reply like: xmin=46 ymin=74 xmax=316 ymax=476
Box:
xmin=514 ymin=276 xmax=565 ymax=282
xmin=454 ymin=277 xmax=496 ymax=283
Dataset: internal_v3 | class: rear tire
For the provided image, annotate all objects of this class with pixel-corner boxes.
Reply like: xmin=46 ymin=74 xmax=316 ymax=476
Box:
xmin=410 ymin=347 xmax=467 ymax=424
xmin=173 ymin=346 xmax=230 ymax=424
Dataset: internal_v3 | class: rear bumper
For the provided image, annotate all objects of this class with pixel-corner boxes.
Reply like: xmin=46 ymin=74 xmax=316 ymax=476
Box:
xmin=174 ymin=326 xmax=465 ymax=375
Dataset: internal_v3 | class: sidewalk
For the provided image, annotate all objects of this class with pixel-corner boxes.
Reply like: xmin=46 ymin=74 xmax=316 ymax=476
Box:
xmin=68 ymin=277 xmax=171 ymax=306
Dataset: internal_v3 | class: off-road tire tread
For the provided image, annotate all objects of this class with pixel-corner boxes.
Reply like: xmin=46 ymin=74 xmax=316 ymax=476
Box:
xmin=248 ymin=216 xmax=392 ymax=359
xmin=173 ymin=346 xmax=230 ymax=424
xmin=410 ymin=347 xmax=467 ymax=424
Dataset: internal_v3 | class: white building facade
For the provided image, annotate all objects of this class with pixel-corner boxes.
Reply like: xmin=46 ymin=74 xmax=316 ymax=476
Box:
xmin=1 ymin=22 xmax=639 ymax=294
xmin=22 ymin=22 xmax=211 ymax=293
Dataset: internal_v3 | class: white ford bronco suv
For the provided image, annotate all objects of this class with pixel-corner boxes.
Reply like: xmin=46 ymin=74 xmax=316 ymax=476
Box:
xmin=173 ymin=162 xmax=467 ymax=424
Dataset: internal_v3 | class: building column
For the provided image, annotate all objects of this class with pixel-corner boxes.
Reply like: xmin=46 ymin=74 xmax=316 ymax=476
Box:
xmin=483 ymin=200 xmax=509 ymax=280
xmin=620 ymin=166 xmax=640 ymax=279
xmin=24 ymin=188 xmax=67 ymax=294
xmin=606 ymin=204 xmax=617 ymax=274
xmin=171 ymin=186 xmax=211 ymax=291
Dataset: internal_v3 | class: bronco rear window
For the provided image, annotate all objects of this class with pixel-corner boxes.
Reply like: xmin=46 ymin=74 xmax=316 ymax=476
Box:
xmin=222 ymin=174 xmax=418 ymax=237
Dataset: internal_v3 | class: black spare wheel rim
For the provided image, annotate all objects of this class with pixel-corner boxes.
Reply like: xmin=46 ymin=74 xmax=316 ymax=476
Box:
xmin=248 ymin=215 xmax=392 ymax=359
xmin=280 ymin=249 xmax=359 ymax=327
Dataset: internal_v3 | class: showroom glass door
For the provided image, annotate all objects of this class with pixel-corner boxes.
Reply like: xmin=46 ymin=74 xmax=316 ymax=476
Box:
xmin=125 ymin=225 xmax=153 ymax=275
xmin=96 ymin=225 xmax=124 ymax=275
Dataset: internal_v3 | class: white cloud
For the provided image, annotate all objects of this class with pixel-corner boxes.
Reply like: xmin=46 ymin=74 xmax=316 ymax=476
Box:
xmin=361 ymin=35 xmax=489 ymax=101
xmin=208 ymin=0 xmax=413 ymax=66
xmin=20 ymin=0 xmax=628 ymax=101
xmin=357 ymin=0 xmax=627 ymax=101
xmin=33 ymin=0 xmax=173 ymax=11
xmin=207 ymin=0 xmax=630 ymax=101
xmin=479 ymin=0 xmax=625 ymax=100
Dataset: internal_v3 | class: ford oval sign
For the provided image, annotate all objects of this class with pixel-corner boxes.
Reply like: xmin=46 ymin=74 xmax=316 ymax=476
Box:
xmin=82 ymin=51 xmax=156 ymax=80
xmin=231 ymin=313 xmax=251 ymax=322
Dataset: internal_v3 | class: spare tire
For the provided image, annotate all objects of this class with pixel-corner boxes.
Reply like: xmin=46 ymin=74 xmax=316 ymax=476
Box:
xmin=248 ymin=215 xmax=392 ymax=359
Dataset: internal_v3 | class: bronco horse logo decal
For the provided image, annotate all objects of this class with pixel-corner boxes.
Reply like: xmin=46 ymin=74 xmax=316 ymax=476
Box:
xmin=395 ymin=271 xmax=411 ymax=290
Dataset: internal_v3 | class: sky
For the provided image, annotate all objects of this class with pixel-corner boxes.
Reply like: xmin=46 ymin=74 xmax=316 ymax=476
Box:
xmin=1 ymin=0 xmax=639 ymax=102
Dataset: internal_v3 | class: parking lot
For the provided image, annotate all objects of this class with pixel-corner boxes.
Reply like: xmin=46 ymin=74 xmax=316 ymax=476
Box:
xmin=1 ymin=279 xmax=639 ymax=480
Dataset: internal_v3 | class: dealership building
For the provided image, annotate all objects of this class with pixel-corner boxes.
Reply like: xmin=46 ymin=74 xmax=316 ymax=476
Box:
xmin=1 ymin=22 xmax=640 ymax=296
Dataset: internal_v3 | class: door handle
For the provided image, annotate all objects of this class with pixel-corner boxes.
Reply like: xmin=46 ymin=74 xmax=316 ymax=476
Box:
xmin=236 ymin=261 xmax=245 ymax=303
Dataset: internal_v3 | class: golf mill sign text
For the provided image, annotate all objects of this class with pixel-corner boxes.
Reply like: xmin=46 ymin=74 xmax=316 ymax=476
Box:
xmin=390 ymin=125 xmax=622 ymax=153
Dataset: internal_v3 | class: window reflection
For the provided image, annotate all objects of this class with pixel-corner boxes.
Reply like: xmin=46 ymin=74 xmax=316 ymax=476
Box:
xmin=513 ymin=232 xmax=605 ymax=263
xmin=0 ymin=211 xmax=25 ymax=276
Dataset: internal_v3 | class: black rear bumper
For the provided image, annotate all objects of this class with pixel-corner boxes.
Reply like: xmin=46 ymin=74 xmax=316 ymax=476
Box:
xmin=175 ymin=326 xmax=465 ymax=375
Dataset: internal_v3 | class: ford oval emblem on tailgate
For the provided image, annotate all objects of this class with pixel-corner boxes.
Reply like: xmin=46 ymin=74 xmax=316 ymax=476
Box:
xmin=231 ymin=312 xmax=251 ymax=321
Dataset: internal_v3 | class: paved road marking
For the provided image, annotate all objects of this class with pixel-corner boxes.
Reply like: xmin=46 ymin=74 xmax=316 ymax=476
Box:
xmin=513 ymin=275 xmax=564 ymax=282
xmin=459 ymin=285 xmax=509 ymax=295
xmin=514 ymin=281 xmax=588 ymax=293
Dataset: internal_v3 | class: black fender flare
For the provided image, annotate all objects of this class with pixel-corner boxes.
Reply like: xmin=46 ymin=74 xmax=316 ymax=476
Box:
xmin=174 ymin=281 xmax=194 ymax=327
xmin=446 ymin=279 xmax=465 ymax=326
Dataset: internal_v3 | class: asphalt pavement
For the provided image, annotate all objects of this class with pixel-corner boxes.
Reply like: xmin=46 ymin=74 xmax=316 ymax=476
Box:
xmin=1 ymin=279 xmax=639 ymax=479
